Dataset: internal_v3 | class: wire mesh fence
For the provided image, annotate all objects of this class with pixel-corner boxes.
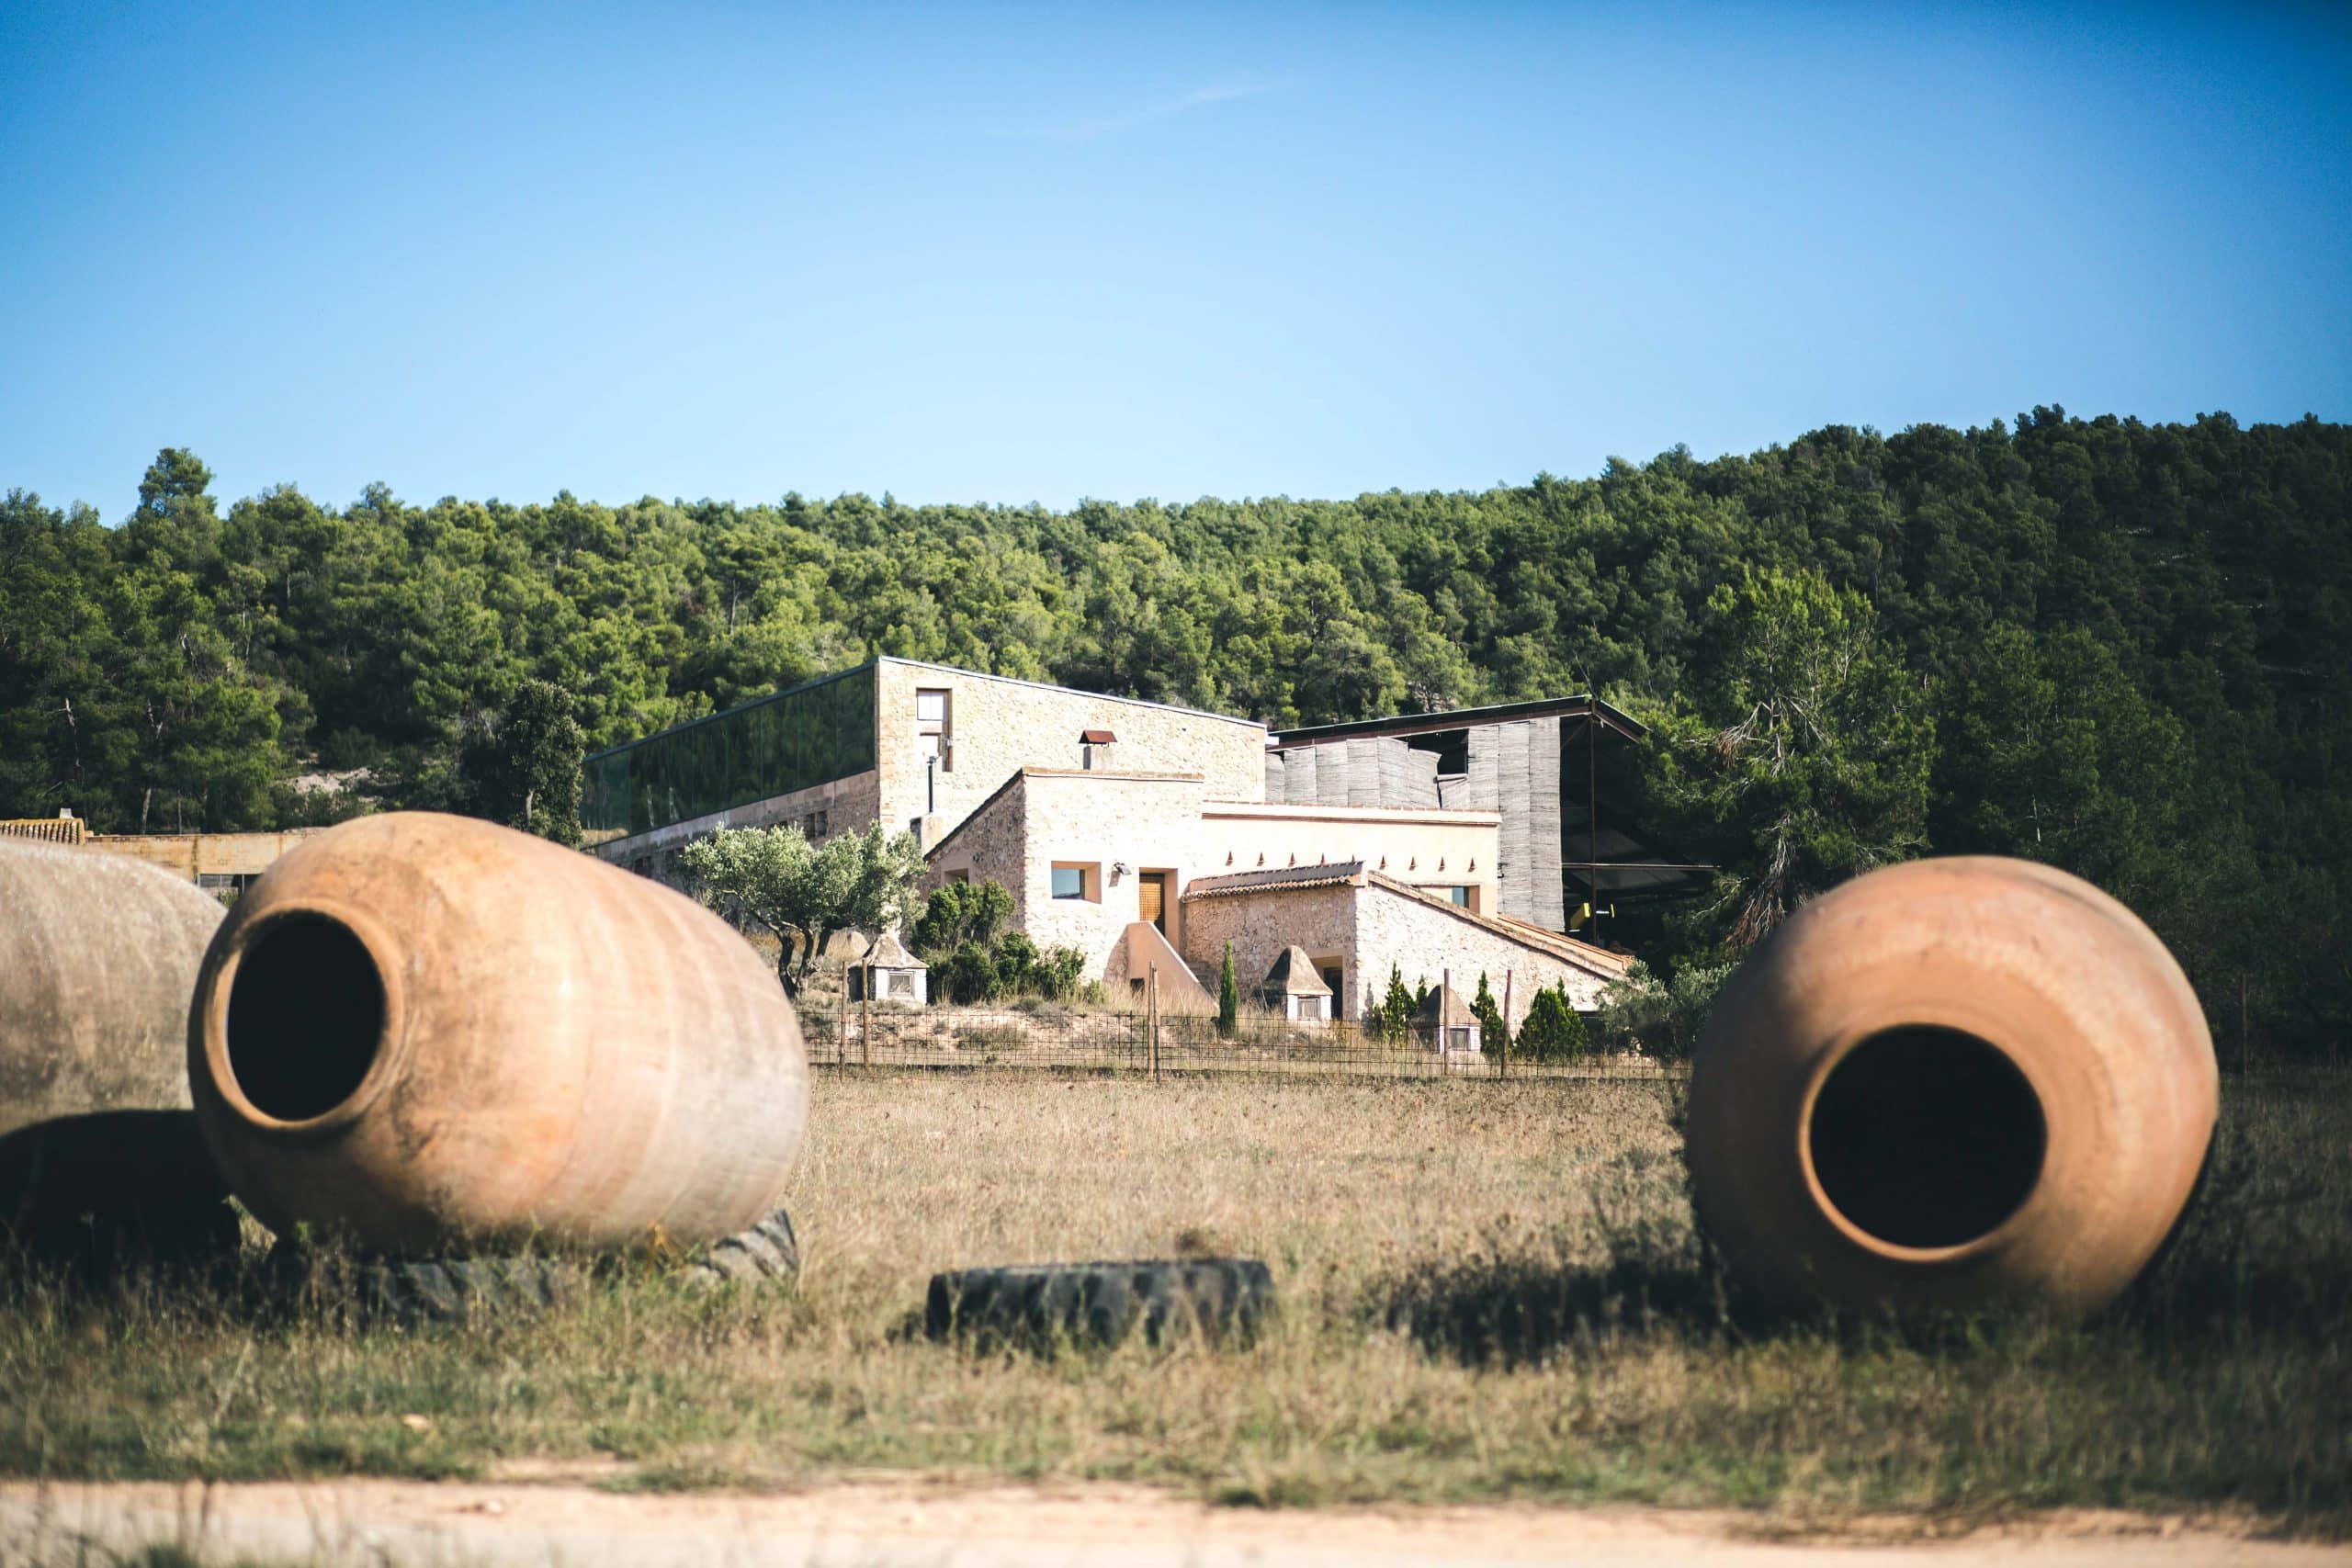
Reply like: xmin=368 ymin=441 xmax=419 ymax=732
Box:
xmin=797 ymin=996 xmax=1672 ymax=1082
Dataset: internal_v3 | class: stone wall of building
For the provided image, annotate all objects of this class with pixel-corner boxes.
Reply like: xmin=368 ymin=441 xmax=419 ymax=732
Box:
xmin=89 ymin=829 xmax=327 ymax=886
xmin=1011 ymin=771 xmax=1206 ymax=986
xmin=922 ymin=769 xmax=1211 ymax=993
xmin=919 ymin=772 xmax=1034 ymax=928
xmin=875 ymin=660 xmax=1263 ymax=848
xmin=1351 ymin=874 xmax=1618 ymax=1025
xmin=1180 ymin=880 xmax=1363 ymax=1018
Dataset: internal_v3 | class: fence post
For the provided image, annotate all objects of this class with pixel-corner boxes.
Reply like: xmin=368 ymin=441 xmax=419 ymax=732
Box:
xmin=861 ymin=956 xmax=872 ymax=1072
xmin=1499 ymin=969 xmax=1512 ymax=1080
xmin=1442 ymin=967 xmax=1451 ymax=1077
xmin=1148 ymin=964 xmax=1161 ymax=1082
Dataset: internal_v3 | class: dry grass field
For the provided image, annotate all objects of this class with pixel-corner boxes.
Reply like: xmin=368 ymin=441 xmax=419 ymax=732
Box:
xmin=4 ymin=1068 xmax=2349 ymax=1535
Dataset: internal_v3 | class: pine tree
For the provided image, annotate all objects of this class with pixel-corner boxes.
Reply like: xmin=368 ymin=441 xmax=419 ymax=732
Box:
xmin=1472 ymin=971 xmax=1509 ymax=1055
xmin=1217 ymin=941 xmax=1239 ymax=1037
xmin=1380 ymin=964 xmax=1416 ymax=1044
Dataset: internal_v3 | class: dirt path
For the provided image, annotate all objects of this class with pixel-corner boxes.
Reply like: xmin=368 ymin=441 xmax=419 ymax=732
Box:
xmin=2 ymin=1479 xmax=2342 ymax=1567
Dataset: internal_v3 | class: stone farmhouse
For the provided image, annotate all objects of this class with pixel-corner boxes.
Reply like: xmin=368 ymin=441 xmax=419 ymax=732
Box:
xmin=585 ymin=659 xmax=1689 ymax=1029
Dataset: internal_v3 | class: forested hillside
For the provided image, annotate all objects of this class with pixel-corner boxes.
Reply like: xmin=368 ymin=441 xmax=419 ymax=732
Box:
xmin=4 ymin=408 xmax=2346 ymax=1052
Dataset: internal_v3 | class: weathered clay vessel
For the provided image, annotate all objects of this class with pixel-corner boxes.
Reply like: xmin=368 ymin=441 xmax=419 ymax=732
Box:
xmin=1687 ymin=856 xmax=2217 ymax=1318
xmin=0 ymin=836 xmax=234 ymax=1266
xmin=187 ymin=812 xmax=807 ymax=1255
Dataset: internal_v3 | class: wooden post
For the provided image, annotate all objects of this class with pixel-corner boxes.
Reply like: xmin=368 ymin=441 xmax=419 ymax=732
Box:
xmin=1442 ymin=966 xmax=1452 ymax=1075
xmin=1148 ymin=964 xmax=1161 ymax=1082
xmin=1499 ymin=969 xmax=1513 ymax=1080
xmin=861 ymin=957 xmax=872 ymax=1072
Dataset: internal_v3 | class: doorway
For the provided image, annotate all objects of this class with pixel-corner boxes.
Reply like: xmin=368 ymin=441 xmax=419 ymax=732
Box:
xmin=1137 ymin=871 xmax=1173 ymax=937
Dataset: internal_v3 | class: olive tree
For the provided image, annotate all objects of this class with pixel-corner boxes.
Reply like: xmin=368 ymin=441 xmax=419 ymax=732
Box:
xmin=680 ymin=822 xmax=926 ymax=997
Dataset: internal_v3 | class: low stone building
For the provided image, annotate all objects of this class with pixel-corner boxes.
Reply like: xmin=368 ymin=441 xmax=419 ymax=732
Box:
xmin=921 ymin=765 xmax=1628 ymax=1022
xmin=1180 ymin=863 xmax=1628 ymax=1032
xmin=1 ymin=813 xmax=327 ymax=896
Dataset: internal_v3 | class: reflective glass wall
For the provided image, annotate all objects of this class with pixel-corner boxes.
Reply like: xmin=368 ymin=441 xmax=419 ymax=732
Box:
xmin=582 ymin=666 xmax=877 ymax=843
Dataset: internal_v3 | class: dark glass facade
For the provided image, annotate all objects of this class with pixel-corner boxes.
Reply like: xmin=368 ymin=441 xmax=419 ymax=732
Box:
xmin=582 ymin=666 xmax=877 ymax=843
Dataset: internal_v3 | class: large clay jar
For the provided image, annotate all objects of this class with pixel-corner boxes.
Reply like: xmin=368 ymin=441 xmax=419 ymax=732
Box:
xmin=187 ymin=812 xmax=806 ymax=1255
xmin=1687 ymin=857 xmax=2217 ymax=1318
xmin=0 ymin=836 xmax=233 ymax=1266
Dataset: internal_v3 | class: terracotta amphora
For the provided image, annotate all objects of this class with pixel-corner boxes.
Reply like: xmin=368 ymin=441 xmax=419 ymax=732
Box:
xmin=1 ymin=836 xmax=232 ymax=1266
xmin=187 ymin=812 xmax=807 ymax=1255
xmin=1686 ymin=856 xmax=2217 ymax=1317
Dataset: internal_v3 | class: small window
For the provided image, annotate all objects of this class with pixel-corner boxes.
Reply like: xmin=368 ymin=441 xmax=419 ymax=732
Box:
xmin=888 ymin=972 xmax=917 ymax=998
xmin=1447 ymin=886 xmax=1471 ymax=908
xmin=805 ymin=809 xmax=829 ymax=839
xmin=1448 ymin=1026 xmax=1474 ymax=1051
xmin=916 ymin=689 xmax=948 ymax=725
xmin=1051 ymin=864 xmax=1088 ymax=900
xmin=945 ymin=868 xmax=969 ymax=885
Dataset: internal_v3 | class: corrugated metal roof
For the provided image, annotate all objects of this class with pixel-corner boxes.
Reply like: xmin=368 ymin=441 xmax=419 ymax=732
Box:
xmin=1269 ymin=694 xmax=1645 ymax=746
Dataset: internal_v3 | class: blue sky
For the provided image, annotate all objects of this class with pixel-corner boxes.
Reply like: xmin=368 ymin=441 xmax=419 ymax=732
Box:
xmin=4 ymin=2 xmax=2347 ymax=518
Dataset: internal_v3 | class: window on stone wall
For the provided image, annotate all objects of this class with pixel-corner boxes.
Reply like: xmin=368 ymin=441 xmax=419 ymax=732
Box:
xmin=946 ymin=868 xmax=969 ymax=884
xmin=916 ymin=688 xmax=953 ymax=771
xmin=1051 ymin=863 xmax=1093 ymax=900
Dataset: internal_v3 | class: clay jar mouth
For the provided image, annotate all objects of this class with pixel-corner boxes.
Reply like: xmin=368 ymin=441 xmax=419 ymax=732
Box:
xmin=1803 ymin=1024 xmax=2048 ymax=1256
xmin=207 ymin=904 xmax=404 ymax=1134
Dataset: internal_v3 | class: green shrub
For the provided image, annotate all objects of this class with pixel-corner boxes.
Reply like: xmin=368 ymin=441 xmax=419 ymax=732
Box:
xmin=994 ymin=930 xmax=1040 ymax=994
xmin=1592 ymin=959 xmax=1736 ymax=1057
xmin=1516 ymin=983 xmax=1589 ymax=1063
xmin=937 ymin=940 xmax=998 ymax=1005
xmin=911 ymin=878 xmax=1012 ymax=957
xmin=1035 ymin=944 xmax=1089 ymax=1002
xmin=912 ymin=878 xmax=1090 ymax=1005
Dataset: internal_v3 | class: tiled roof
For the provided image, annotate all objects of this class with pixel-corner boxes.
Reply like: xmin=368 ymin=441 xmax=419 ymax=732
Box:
xmin=1180 ymin=861 xmax=1367 ymax=899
